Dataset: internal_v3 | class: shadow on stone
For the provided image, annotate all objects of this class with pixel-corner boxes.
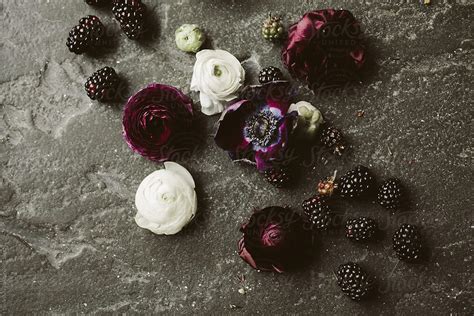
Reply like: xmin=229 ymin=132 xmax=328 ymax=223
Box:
xmin=136 ymin=6 xmax=161 ymax=46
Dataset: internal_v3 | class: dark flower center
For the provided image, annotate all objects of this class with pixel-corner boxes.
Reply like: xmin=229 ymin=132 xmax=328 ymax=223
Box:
xmin=141 ymin=110 xmax=167 ymax=139
xmin=147 ymin=117 xmax=164 ymax=135
xmin=244 ymin=108 xmax=279 ymax=147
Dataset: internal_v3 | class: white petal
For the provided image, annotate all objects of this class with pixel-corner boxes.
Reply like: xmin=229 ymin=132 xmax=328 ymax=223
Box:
xmin=289 ymin=101 xmax=324 ymax=139
xmin=191 ymin=49 xmax=244 ymax=108
xmin=164 ymin=161 xmax=195 ymax=188
xmin=199 ymin=92 xmax=223 ymax=115
xmin=134 ymin=163 xmax=197 ymax=235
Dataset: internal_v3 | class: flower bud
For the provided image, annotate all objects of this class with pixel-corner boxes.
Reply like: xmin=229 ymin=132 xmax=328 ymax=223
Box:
xmin=288 ymin=101 xmax=324 ymax=139
xmin=175 ymin=24 xmax=206 ymax=53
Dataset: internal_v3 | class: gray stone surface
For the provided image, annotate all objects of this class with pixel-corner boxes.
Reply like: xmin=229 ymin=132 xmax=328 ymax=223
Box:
xmin=1 ymin=0 xmax=473 ymax=314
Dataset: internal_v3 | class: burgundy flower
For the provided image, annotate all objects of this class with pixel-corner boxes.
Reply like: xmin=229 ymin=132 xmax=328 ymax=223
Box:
xmin=282 ymin=9 xmax=365 ymax=89
xmin=238 ymin=206 xmax=312 ymax=272
xmin=214 ymin=81 xmax=297 ymax=171
xmin=123 ymin=83 xmax=195 ymax=162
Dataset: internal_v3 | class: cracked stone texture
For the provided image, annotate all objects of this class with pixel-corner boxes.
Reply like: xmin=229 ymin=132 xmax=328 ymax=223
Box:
xmin=1 ymin=0 xmax=473 ymax=314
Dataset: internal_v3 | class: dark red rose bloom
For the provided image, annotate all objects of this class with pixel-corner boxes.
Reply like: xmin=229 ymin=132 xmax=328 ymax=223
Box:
xmin=123 ymin=83 xmax=195 ymax=162
xmin=282 ymin=9 xmax=365 ymax=89
xmin=238 ymin=206 xmax=313 ymax=272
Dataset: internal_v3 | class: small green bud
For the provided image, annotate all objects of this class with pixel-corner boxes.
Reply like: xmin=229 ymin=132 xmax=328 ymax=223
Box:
xmin=175 ymin=24 xmax=206 ymax=53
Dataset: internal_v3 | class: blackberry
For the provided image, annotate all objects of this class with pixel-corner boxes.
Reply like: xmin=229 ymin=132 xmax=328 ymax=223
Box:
xmin=262 ymin=15 xmax=285 ymax=42
xmin=345 ymin=217 xmax=377 ymax=241
xmin=66 ymin=15 xmax=104 ymax=54
xmin=338 ymin=165 xmax=375 ymax=199
xmin=377 ymin=178 xmax=404 ymax=210
xmin=321 ymin=126 xmax=345 ymax=155
xmin=85 ymin=67 xmax=120 ymax=102
xmin=302 ymin=196 xmax=332 ymax=230
xmin=393 ymin=224 xmax=423 ymax=262
xmin=258 ymin=66 xmax=284 ymax=84
xmin=336 ymin=262 xmax=374 ymax=301
xmin=85 ymin=0 xmax=110 ymax=5
xmin=263 ymin=167 xmax=291 ymax=188
xmin=112 ymin=0 xmax=146 ymax=40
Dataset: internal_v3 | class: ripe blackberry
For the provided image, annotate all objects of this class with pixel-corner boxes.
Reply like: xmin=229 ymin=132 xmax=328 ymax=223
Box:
xmin=377 ymin=178 xmax=404 ymax=210
xmin=262 ymin=15 xmax=285 ymax=42
xmin=393 ymin=224 xmax=423 ymax=262
xmin=345 ymin=217 xmax=377 ymax=241
xmin=263 ymin=167 xmax=291 ymax=188
xmin=336 ymin=262 xmax=374 ymax=301
xmin=85 ymin=67 xmax=120 ymax=102
xmin=302 ymin=196 xmax=332 ymax=230
xmin=321 ymin=126 xmax=345 ymax=155
xmin=338 ymin=165 xmax=375 ymax=199
xmin=85 ymin=0 xmax=110 ymax=5
xmin=66 ymin=15 xmax=104 ymax=54
xmin=112 ymin=0 xmax=146 ymax=40
xmin=258 ymin=66 xmax=284 ymax=84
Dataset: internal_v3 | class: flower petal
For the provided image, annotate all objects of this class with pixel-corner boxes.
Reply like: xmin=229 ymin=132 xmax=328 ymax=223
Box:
xmin=191 ymin=49 xmax=245 ymax=114
xmin=214 ymin=100 xmax=255 ymax=152
xmin=164 ymin=161 xmax=195 ymax=188
xmin=238 ymin=238 xmax=258 ymax=270
xmin=238 ymin=206 xmax=313 ymax=272
xmin=134 ymin=164 xmax=197 ymax=235
xmin=239 ymin=81 xmax=294 ymax=107
xmin=282 ymin=9 xmax=365 ymax=89
xmin=122 ymin=83 xmax=194 ymax=162
xmin=199 ymin=92 xmax=224 ymax=116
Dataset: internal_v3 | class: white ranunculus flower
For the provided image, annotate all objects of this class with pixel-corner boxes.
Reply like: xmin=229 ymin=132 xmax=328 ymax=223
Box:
xmin=190 ymin=49 xmax=245 ymax=116
xmin=134 ymin=162 xmax=197 ymax=235
xmin=288 ymin=101 xmax=324 ymax=139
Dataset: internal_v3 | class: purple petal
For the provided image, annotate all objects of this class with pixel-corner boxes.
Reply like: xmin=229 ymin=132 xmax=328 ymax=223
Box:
xmin=238 ymin=238 xmax=258 ymax=269
xmin=122 ymin=83 xmax=194 ymax=162
xmin=214 ymin=100 xmax=255 ymax=152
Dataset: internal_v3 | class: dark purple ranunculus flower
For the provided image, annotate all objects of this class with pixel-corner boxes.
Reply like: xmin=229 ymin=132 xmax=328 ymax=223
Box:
xmin=282 ymin=9 xmax=365 ymax=89
xmin=214 ymin=81 xmax=297 ymax=171
xmin=238 ymin=206 xmax=312 ymax=273
xmin=123 ymin=83 xmax=195 ymax=162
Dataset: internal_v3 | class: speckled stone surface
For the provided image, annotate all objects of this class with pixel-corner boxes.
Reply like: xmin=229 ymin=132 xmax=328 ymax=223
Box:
xmin=1 ymin=0 xmax=473 ymax=314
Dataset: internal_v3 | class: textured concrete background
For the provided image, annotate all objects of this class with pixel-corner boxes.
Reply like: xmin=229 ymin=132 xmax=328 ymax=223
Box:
xmin=1 ymin=0 xmax=473 ymax=314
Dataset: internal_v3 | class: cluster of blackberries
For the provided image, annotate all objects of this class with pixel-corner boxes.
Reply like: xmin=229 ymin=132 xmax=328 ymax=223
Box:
xmin=263 ymin=154 xmax=424 ymax=300
xmin=67 ymin=1 xmax=147 ymax=54
xmin=300 ymin=165 xmax=425 ymax=300
xmin=334 ymin=224 xmax=423 ymax=301
xmin=65 ymin=1 xmax=148 ymax=102
xmin=304 ymin=165 xmax=408 ymax=229
xmin=303 ymin=166 xmax=398 ymax=230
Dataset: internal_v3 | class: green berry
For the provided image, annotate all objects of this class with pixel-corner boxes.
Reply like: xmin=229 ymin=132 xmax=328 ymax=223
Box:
xmin=262 ymin=15 xmax=285 ymax=42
